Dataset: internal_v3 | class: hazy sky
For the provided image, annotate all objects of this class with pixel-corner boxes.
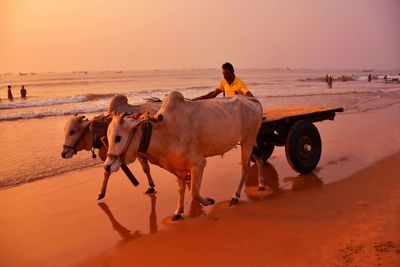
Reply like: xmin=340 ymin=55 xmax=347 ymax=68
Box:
xmin=1 ymin=0 xmax=399 ymax=72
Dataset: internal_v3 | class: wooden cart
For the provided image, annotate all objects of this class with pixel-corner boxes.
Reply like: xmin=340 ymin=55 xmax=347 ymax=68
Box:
xmin=255 ymin=106 xmax=344 ymax=174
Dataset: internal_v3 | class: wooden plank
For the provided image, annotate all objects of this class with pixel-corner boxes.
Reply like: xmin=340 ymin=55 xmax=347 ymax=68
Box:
xmin=263 ymin=106 xmax=343 ymax=123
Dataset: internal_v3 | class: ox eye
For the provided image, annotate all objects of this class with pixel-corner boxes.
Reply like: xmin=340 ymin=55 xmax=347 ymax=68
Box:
xmin=69 ymin=130 xmax=76 ymax=136
xmin=115 ymin=135 xmax=121 ymax=143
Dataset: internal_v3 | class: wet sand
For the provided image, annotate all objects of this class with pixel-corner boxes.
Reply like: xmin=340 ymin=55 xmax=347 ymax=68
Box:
xmin=1 ymin=103 xmax=400 ymax=266
xmin=80 ymin=152 xmax=400 ymax=267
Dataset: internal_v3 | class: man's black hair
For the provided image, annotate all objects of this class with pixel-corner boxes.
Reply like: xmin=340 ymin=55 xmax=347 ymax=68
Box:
xmin=222 ymin=62 xmax=234 ymax=73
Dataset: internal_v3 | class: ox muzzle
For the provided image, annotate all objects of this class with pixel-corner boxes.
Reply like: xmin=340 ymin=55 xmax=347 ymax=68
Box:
xmin=61 ymin=144 xmax=76 ymax=159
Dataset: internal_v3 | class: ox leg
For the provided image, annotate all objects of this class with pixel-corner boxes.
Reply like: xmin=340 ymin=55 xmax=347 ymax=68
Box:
xmin=190 ymin=160 xmax=215 ymax=206
xmin=172 ymin=176 xmax=186 ymax=221
xmin=252 ymin=149 xmax=266 ymax=191
xmin=138 ymin=157 xmax=156 ymax=194
xmin=230 ymin=144 xmax=253 ymax=205
xmin=98 ymin=171 xmax=111 ymax=200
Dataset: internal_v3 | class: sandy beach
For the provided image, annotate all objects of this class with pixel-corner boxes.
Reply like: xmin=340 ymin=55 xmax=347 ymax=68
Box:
xmin=2 ymin=1 xmax=399 ymax=266
xmin=1 ymin=103 xmax=400 ymax=267
xmin=80 ymin=152 xmax=400 ymax=267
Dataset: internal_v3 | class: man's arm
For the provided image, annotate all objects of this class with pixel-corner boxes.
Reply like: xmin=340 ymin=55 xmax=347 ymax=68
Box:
xmin=193 ymin=88 xmax=222 ymax=101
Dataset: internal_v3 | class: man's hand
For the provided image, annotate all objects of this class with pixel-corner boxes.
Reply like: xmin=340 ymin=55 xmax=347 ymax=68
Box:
xmin=193 ymin=89 xmax=222 ymax=101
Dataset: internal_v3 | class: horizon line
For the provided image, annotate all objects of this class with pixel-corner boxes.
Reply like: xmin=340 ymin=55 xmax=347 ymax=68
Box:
xmin=2 ymin=67 xmax=400 ymax=75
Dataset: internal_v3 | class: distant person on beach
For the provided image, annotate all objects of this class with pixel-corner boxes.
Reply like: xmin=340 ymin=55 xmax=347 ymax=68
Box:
xmin=325 ymin=74 xmax=329 ymax=83
xmin=368 ymin=74 xmax=372 ymax=82
xmin=20 ymin=85 xmax=27 ymax=98
xmin=327 ymin=76 xmax=333 ymax=88
xmin=193 ymin=62 xmax=254 ymax=100
xmin=7 ymin=85 xmax=13 ymax=100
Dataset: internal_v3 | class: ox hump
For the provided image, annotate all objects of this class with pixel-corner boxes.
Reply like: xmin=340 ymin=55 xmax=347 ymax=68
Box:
xmin=108 ymin=95 xmax=128 ymax=113
xmin=159 ymin=91 xmax=185 ymax=112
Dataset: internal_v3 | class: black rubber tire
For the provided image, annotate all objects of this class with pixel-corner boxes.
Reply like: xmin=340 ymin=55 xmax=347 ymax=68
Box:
xmin=285 ymin=121 xmax=321 ymax=174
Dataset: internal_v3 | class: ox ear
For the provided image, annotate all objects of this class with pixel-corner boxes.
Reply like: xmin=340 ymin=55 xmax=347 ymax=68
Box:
xmin=75 ymin=115 xmax=86 ymax=123
xmin=117 ymin=112 xmax=127 ymax=124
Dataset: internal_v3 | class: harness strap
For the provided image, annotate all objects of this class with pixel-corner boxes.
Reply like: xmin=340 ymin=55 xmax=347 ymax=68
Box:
xmin=109 ymin=110 xmax=161 ymax=164
xmin=115 ymin=119 xmax=154 ymax=164
xmin=90 ymin=115 xmax=112 ymax=158
xmin=138 ymin=120 xmax=152 ymax=154
xmin=119 ymin=126 xmax=138 ymax=163
xmin=90 ymin=121 xmax=97 ymax=158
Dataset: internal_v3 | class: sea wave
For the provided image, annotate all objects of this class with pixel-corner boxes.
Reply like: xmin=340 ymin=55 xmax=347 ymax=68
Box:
xmin=0 ymin=160 xmax=101 ymax=189
xmin=0 ymin=93 xmax=115 ymax=110
xmin=298 ymin=75 xmax=357 ymax=82
xmin=0 ymin=75 xmax=142 ymax=88
xmin=1 ymin=82 xmax=399 ymax=121
xmin=256 ymin=88 xmax=384 ymax=98
xmin=0 ymin=107 xmax=108 ymax=121
xmin=246 ymin=82 xmax=273 ymax=86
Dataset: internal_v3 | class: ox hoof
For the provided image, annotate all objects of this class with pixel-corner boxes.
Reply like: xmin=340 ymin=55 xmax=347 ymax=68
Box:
xmin=97 ymin=193 xmax=105 ymax=200
xmin=258 ymin=186 xmax=265 ymax=191
xmin=203 ymin=198 xmax=215 ymax=206
xmin=171 ymin=214 xmax=183 ymax=221
xmin=229 ymin=197 xmax=239 ymax=206
xmin=145 ymin=187 xmax=156 ymax=195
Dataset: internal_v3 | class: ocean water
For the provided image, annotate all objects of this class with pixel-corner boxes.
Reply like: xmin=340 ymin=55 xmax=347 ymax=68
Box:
xmin=0 ymin=69 xmax=399 ymax=188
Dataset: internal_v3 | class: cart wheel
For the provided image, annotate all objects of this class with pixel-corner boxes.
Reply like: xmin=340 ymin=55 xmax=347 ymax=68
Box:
xmin=285 ymin=121 xmax=321 ymax=174
xmin=251 ymin=142 xmax=275 ymax=163
xmin=260 ymin=141 xmax=275 ymax=162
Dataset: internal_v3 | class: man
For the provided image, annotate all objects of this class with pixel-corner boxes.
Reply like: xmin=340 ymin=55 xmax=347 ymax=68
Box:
xmin=193 ymin=62 xmax=254 ymax=100
xmin=7 ymin=85 xmax=13 ymax=100
xmin=20 ymin=85 xmax=27 ymax=98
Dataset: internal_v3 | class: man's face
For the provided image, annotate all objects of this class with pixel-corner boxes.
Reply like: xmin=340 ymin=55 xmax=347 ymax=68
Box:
xmin=222 ymin=68 xmax=234 ymax=83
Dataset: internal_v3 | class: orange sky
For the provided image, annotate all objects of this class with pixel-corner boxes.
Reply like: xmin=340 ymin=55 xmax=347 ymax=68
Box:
xmin=1 ymin=0 xmax=399 ymax=72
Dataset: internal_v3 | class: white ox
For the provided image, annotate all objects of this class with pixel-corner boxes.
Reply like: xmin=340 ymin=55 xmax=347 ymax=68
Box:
xmin=62 ymin=95 xmax=161 ymax=199
xmin=104 ymin=91 xmax=265 ymax=220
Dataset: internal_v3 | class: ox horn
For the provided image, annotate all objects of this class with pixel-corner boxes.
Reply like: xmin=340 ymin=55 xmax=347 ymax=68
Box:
xmin=117 ymin=112 xmax=127 ymax=124
xmin=75 ymin=115 xmax=86 ymax=123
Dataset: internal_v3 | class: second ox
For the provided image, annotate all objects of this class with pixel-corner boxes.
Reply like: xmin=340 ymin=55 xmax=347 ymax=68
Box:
xmin=104 ymin=91 xmax=266 ymax=220
xmin=61 ymin=95 xmax=161 ymax=199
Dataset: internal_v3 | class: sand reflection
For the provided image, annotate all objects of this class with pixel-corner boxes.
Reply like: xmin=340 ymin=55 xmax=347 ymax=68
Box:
xmin=283 ymin=172 xmax=323 ymax=192
xmin=245 ymin=162 xmax=324 ymax=200
xmin=98 ymin=195 xmax=158 ymax=243
xmin=245 ymin=162 xmax=279 ymax=201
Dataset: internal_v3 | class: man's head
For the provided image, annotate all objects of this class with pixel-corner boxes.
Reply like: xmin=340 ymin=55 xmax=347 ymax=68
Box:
xmin=7 ymin=85 xmax=11 ymax=89
xmin=222 ymin=62 xmax=235 ymax=84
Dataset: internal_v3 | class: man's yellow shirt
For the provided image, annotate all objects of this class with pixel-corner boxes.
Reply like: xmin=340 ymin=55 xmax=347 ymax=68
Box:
xmin=217 ymin=76 xmax=249 ymax=96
